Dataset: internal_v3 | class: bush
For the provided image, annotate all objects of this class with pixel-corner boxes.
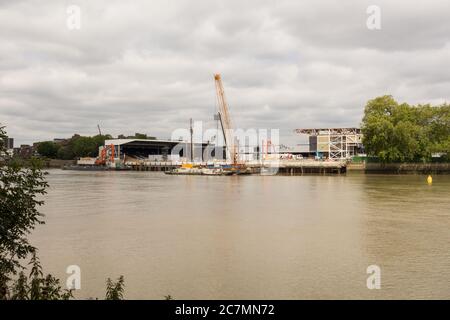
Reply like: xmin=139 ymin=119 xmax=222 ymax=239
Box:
xmin=1 ymin=125 xmax=124 ymax=300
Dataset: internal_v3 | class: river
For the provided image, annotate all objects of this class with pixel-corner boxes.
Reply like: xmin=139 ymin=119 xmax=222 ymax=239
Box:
xmin=31 ymin=170 xmax=450 ymax=299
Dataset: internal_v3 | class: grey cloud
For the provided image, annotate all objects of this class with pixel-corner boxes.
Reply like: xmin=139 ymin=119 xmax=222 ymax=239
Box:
xmin=0 ymin=0 xmax=449 ymax=145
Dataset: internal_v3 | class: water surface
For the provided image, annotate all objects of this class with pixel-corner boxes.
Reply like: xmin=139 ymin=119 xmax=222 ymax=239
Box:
xmin=31 ymin=170 xmax=450 ymax=299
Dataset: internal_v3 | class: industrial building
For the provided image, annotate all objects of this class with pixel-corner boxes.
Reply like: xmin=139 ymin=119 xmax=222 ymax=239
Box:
xmin=104 ymin=138 xmax=225 ymax=163
xmin=100 ymin=127 xmax=363 ymax=165
xmin=2 ymin=137 xmax=14 ymax=150
xmin=295 ymin=128 xmax=364 ymax=160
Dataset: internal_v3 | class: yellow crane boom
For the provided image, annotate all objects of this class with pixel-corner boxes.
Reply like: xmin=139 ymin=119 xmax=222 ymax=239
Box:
xmin=214 ymin=74 xmax=237 ymax=164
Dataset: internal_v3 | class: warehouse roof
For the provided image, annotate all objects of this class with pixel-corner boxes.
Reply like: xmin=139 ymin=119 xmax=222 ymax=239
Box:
xmin=104 ymin=139 xmax=209 ymax=146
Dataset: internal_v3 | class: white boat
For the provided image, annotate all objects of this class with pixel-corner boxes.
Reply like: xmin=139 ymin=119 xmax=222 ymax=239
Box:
xmin=165 ymin=166 xmax=233 ymax=176
xmin=201 ymin=168 xmax=233 ymax=176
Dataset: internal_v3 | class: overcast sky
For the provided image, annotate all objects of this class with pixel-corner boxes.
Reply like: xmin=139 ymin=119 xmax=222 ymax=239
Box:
xmin=1 ymin=0 xmax=449 ymax=145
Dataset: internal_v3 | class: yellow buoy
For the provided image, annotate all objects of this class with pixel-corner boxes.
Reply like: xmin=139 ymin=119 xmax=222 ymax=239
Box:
xmin=427 ymin=175 xmax=433 ymax=185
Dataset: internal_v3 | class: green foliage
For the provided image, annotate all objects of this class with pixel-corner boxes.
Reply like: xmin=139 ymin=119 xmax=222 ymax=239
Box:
xmin=56 ymin=146 xmax=75 ymax=160
xmin=105 ymin=276 xmax=125 ymax=300
xmin=134 ymin=133 xmax=148 ymax=139
xmin=34 ymin=134 xmax=112 ymax=160
xmin=1 ymin=126 xmax=124 ymax=300
xmin=0 ymin=130 xmax=48 ymax=279
xmin=118 ymin=133 xmax=155 ymax=140
xmin=70 ymin=134 xmax=112 ymax=158
xmin=10 ymin=272 xmax=28 ymax=300
xmin=72 ymin=136 xmax=98 ymax=157
xmin=27 ymin=252 xmax=73 ymax=300
xmin=37 ymin=141 xmax=60 ymax=158
xmin=5 ymin=252 xmax=73 ymax=300
xmin=361 ymin=96 xmax=450 ymax=162
xmin=0 ymin=126 xmax=70 ymax=300
xmin=33 ymin=131 xmax=157 ymax=160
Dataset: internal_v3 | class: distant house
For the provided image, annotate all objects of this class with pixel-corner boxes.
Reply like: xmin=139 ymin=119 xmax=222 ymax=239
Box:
xmin=2 ymin=136 xmax=14 ymax=149
xmin=18 ymin=145 xmax=34 ymax=159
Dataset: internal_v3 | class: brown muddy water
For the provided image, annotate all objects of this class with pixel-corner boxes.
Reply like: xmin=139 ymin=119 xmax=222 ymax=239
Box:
xmin=31 ymin=170 xmax=450 ymax=299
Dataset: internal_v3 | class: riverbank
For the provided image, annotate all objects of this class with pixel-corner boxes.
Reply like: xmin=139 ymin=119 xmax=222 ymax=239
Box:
xmin=348 ymin=162 xmax=450 ymax=174
xmin=65 ymin=161 xmax=450 ymax=175
xmin=6 ymin=157 xmax=450 ymax=174
xmin=0 ymin=158 xmax=75 ymax=168
xmin=44 ymin=159 xmax=76 ymax=168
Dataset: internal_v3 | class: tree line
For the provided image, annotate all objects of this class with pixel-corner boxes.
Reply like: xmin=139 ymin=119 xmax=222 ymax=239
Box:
xmin=361 ymin=95 xmax=450 ymax=162
xmin=37 ymin=134 xmax=111 ymax=159
xmin=36 ymin=133 xmax=154 ymax=160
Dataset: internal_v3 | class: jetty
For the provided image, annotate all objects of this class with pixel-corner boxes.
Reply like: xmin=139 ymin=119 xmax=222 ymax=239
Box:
xmin=125 ymin=159 xmax=347 ymax=175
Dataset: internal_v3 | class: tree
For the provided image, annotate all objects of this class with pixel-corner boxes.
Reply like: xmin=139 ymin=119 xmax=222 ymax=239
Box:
xmin=1 ymin=126 xmax=151 ymax=301
xmin=37 ymin=141 xmax=60 ymax=158
xmin=361 ymin=96 xmax=450 ymax=162
xmin=1 ymin=126 xmax=124 ymax=300
xmin=105 ymin=276 xmax=125 ymax=300
xmin=126 ymin=133 xmax=155 ymax=140
xmin=57 ymin=146 xmax=75 ymax=160
xmin=0 ymin=126 xmax=75 ymax=300
xmin=70 ymin=134 xmax=112 ymax=158
xmin=72 ymin=136 xmax=97 ymax=157
xmin=134 ymin=133 xmax=148 ymax=139
xmin=92 ymin=134 xmax=112 ymax=153
xmin=1 ymin=127 xmax=48 ymax=296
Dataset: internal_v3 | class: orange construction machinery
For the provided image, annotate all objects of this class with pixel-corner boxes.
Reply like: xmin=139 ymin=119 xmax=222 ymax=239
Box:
xmin=95 ymin=144 xmax=115 ymax=165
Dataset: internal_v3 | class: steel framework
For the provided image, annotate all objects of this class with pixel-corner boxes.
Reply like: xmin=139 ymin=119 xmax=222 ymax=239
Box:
xmin=294 ymin=128 xmax=363 ymax=160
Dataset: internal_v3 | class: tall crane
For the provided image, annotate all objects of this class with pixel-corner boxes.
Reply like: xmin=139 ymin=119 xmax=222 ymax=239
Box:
xmin=214 ymin=74 xmax=237 ymax=164
xmin=189 ymin=118 xmax=194 ymax=162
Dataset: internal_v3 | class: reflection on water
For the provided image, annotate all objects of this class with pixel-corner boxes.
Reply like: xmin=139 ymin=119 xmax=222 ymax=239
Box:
xmin=31 ymin=170 xmax=450 ymax=299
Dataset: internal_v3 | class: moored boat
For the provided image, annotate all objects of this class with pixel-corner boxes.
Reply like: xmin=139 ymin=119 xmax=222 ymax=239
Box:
xmin=62 ymin=165 xmax=109 ymax=171
xmin=165 ymin=164 xmax=237 ymax=176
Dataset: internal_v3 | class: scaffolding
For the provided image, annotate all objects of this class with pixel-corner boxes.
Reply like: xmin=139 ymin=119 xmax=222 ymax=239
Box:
xmin=294 ymin=128 xmax=363 ymax=160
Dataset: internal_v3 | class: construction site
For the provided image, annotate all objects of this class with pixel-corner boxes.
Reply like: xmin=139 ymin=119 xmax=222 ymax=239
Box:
xmin=71 ymin=74 xmax=364 ymax=175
